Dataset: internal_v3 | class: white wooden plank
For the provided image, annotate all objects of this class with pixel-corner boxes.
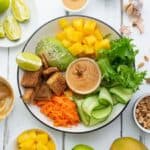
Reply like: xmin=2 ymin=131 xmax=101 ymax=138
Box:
xmin=0 ymin=48 xmax=8 ymax=150
xmin=4 ymin=45 xmax=63 ymax=150
xmin=65 ymin=1 xmax=122 ymax=149
xmin=122 ymin=0 xmax=150 ymax=147
xmin=35 ymin=0 xmax=65 ymax=26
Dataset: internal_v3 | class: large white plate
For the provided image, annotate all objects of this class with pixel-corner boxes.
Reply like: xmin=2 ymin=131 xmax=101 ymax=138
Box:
xmin=0 ymin=0 xmax=38 ymax=48
xmin=17 ymin=15 xmax=129 ymax=133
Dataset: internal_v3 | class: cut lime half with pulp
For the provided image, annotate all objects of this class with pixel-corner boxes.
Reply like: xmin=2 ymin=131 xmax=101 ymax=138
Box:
xmin=16 ymin=52 xmax=42 ymax=71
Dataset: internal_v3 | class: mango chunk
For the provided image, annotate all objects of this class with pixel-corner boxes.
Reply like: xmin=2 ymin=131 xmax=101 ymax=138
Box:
xmin=84 ymin=35 xmax=97 ymax=46
xmin=58 ymin=18 xmax=69 ymax=29
xmin=72 ymin=18 xmax=84 ymax=31
xmin=69 ymin=42 xmax=83 ymax=56
xmin=36 ymin=133 xmax=49 ymax=145
xmin=83 ymin=20 xmax=97 ymax=35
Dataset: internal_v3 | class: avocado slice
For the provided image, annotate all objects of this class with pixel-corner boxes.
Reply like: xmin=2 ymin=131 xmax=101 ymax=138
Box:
xmin=72 ymin=144 xmax=94 ymax=150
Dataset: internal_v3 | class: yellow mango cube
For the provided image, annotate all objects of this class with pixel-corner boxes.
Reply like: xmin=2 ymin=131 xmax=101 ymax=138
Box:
xmin=64 ymin=26 xmax=75 ymax=41
xmin=83 ymin=45 xmax=94 ymax=55
xmin=17 ymin=133 xmax=30 ymax=144
xmin=69 ymin=42 xmax=83 ymax=56
xmin=58 ymin=18 xmax=69 ymax=29
xmin=95 ymin=39 xmax=110 ymax=51
xmin=36 ymin=133 xmax=49 ymax=145
xmin=84 ymin=35 xmax=97 ymax=46
xmin=83 ymin=20 xmax=97 ymax=35
xmin=72 ymin=18 xmax=84 ymax=31
xmin=56 ymin=31 xmax=66 ymax=41
xmin=94 ymin=41 xmax=102 ymax=50
xmin=19 ymin=139 xmax=34 ymax=149
xmin=62 ymin=39 xmax=71 ymax=48
xmin=94 ymin=29 xmax=103 ymax=40
xmin=71 ymin=31 xmax=83 ymax=42
xmin=36 ymin=143 xmax=49 ymax=150
xmin=47 ymin=140 xmax=56 ymax=150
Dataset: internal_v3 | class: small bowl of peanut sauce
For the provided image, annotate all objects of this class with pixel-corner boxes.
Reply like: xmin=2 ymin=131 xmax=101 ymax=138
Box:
xmin=0 ymin=76 xmax=14 ymax=120
xmin=61 ymin=0 xmax=89 ymax=12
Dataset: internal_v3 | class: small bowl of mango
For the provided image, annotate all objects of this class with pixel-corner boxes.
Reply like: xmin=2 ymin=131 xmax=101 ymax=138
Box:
xmin=6 ymin=128 xmax=56 ymax=150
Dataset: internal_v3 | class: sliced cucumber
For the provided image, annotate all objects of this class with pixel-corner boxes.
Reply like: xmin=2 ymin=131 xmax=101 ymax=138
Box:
xmin=92 ymin=106 xmax=112 ymax=121
xmin=99 ymin=87 xmax=113 ymax=106
xmin=110 ymin=86 xmax=133 ymax=104
xmin=82 ymin=95 xmax=99 ymax=116
xmin=76 ymin=100 xmax=90 ymax=126
xmin=111 ymin=95 xmax=119 ymax=105
xmin=72 ymin=144 xmax=94 ymax=150
xmin=89 ymin=117 xmax=101 ymax=126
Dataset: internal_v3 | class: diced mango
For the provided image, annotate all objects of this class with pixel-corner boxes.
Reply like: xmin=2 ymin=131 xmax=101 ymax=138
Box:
xmin=84 ymin=35 xmax=97 ymax=46
xmin=83 ymin=20 xmax=97 ymax=35
xmin=72 ymin=18 xmax=84 ymax=31
xmin=36 ymin=143 xmax=49 ymax=150
xmin=17 ymin=133 xmax=30 ymax=144
xmin=82 ymin=45 xmax=95 ymax=55
xmin=98 ymin=39 xmax=110 ymax=50
xmin=62 ymin=39 xmax=72 ymax=47
xmin=94 ymin=28 xmax=103 ymax=40
xmin=58 ymin=18 xmax=69 ymax=29
xmin=47 ymin=140 xmax=56 ymax=150
xmin=94 ymin=41 xmax=102 ymax=50
xmin=19 ymin=139 xmax=35 ymax=149
xmin=36 ymin=133 xmax=49 ymax=145
xmin=56 ymin=31 xmax=66 ymax=40
xmin=69 ymin=42 xmax=83 ymax=56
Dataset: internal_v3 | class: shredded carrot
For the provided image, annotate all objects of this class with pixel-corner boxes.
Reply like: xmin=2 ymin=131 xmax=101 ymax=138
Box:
xmin=36 ymin=95 xmax=80 ymax=127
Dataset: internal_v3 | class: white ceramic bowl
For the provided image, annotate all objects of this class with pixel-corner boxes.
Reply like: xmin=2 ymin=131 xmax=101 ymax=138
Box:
xmin=61 ymin=0 xmax=89 ymax=13
xmin=0 ymin=76 xmax=14 ymax=120
xmin=5 ymin=128 xmax=57 ymax=150
xmin=133 ymin=93 xmax=150 ymax=133
xmin=17 ymin=15 xmax=131 ymax=133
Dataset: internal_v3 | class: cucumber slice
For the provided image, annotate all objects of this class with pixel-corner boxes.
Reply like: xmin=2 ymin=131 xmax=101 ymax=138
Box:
xmin=76 ymin=100 xmax=90 ymax=126
xmin=82 ymin=95 xmax=99 ymax=116
xmin=99 ymin=87 xmax=113 ymax=105
xmin=111 ymin=95 xmax=119 ymax=105
xmin=110 ymin=86 xmax=133 ymax=104
xmin=72 ymin=144 xmax=94 ymax=150
xmin=89 ymin=117 xmax=101 ymax=126
xmin=92 ymin=106 xmax=112 ymax=121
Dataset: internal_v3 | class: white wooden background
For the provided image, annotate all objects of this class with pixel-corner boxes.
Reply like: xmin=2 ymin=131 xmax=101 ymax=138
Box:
xmin=0 ymin=0 xmax=150 ymax=149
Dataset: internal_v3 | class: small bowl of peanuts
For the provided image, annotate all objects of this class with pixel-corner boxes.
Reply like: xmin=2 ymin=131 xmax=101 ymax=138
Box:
xmin=133 ymin=94 xmax=150 ymax=133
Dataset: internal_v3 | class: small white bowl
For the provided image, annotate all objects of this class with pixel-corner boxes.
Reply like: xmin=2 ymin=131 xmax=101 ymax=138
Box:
xmin=0 ymin=76 xmax=14 ymax=121
xmin=6 ymin=128 xmax=57 ymax=150
xmin=133 ymin=93 xmax=150 ymax=133
xmin=61 ymin=0 xmax=89 ymax=13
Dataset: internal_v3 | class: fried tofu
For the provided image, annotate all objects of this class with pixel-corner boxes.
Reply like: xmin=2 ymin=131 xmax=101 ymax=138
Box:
xmin=46 ymin=72 xmax=66 ymax=96
xmin=35 ymin=83 xmax=52 ymax=100
xmin=42 ymin=67 xmax=59 ymax=78
xmin=21 ymin=69 xmax=42 ymax=88
xmin=22 ymin=88 xmax=35 ymax=104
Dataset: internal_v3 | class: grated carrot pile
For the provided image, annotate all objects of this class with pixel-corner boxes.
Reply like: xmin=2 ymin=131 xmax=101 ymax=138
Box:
xmin=36 ymin=96 xmax=80 ymax=127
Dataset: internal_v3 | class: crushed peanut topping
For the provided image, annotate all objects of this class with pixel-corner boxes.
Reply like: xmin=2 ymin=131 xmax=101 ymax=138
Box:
xmin=136 ymin=96 xmax=150 ymax=130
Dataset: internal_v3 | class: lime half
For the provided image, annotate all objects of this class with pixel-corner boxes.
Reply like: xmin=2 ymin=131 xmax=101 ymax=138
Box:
xmin=16 ymin=52 xmax=42 ymax=71
xmin=0 ymin=0 xmax=10 ymax=14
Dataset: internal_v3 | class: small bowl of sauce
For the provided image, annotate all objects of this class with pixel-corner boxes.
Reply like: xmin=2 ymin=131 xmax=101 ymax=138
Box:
xmin=66 ymin=58 xmax=101 ymax=95
xmin=0 ymin=76 xmax=14 ymax=120
xmin=61 ymin=0 xmax=89 ymax=12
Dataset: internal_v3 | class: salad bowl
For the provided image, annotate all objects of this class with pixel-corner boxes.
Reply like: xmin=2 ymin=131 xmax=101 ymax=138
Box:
xmin=17 ymin=15 xmax=133 ymax=133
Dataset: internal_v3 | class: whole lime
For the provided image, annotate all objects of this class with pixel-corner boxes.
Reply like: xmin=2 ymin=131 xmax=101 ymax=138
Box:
xmin=0 ymin=0 xmax=10 ymax=14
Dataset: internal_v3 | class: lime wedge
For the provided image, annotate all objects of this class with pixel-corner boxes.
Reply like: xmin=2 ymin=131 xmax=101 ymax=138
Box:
xmin=12 ymin=0 xmax=30 ymax=22
xmin=0 ymin=0 xmax=10 ymax=14
xmin=16 ymin=52 xmax=42 ymax=71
